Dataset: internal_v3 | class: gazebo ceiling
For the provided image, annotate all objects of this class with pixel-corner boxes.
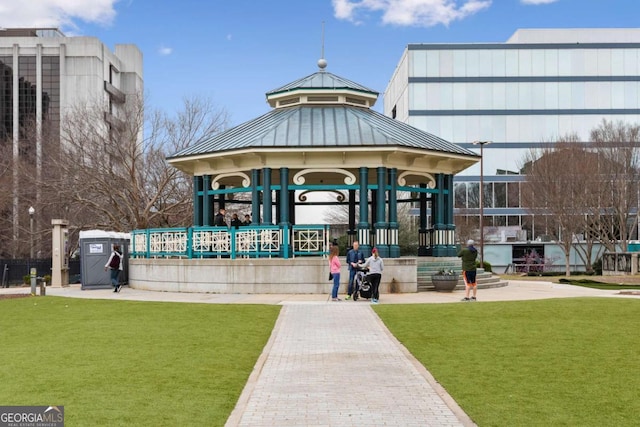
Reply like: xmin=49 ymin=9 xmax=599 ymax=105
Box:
xmin=167 ymin=63 xmax=479 ymax=184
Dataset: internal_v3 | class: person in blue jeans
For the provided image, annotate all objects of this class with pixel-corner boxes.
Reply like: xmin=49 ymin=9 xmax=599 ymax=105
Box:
xmin=104 ymin=244 xmax=123 ymax=292
xmin=328 ymin=245 xmax=341 ymax=301
xmin=345 ymin=241 xmax=365 ymax=300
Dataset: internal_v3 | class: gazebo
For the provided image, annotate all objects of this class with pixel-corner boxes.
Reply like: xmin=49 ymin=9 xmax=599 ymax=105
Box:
xmin=165 ymin=59 xmax=477 ymax=258
xmin=127 ymin=59 xmax=479 ymax=293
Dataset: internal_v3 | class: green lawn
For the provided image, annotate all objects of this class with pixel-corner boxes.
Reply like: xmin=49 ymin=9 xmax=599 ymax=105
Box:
xmin=557 ymin=278 xmax=640 ymax=290
xmin=375 ymin=298 xmax=640 ymax=427
xmin=0 ymin=297 xmax=280 ymax=426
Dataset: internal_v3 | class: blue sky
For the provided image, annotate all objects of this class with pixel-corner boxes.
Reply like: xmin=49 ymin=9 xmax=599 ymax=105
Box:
xmin=3 ymin=0 xmax=640 ymax=127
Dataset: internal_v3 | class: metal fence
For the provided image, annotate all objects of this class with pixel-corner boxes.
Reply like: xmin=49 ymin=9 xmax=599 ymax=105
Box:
xmin=1 ymin=258 xmax=81 ymax=287
xmin=131 ymin=224 xmax=331 ymax=259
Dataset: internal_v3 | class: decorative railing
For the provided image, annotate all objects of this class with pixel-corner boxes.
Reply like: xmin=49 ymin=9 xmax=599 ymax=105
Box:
xmin=131 ymin=224 xmax=332 ymax=259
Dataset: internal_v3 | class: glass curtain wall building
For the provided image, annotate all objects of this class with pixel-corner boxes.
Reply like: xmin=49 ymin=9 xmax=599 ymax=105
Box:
xmin=384 ymin=28 xmax=640 ymax=242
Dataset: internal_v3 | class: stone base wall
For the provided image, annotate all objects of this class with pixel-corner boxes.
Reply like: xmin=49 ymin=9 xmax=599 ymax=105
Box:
xmin=129 ymin=257 xmax=417 ymax=294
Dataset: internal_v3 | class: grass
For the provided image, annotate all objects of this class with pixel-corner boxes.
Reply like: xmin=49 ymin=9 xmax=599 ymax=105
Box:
xmin=0 ymin=297 xmax=280 ymax=426
xmin=375 ymin=298 xmax=640 ymax=427
xmin=557 ymin=278 xmax=640 ymax=290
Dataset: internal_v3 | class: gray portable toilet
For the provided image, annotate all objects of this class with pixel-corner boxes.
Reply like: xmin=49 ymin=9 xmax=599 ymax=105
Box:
xmin=79 ymin=230 xmax=130 ymax=290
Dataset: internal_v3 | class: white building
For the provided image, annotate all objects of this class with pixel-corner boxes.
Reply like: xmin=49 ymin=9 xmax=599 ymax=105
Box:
xmin=0 ymin=28 xmax=143 ymax=257
xmin=384 ymin=28 xmax=640 ymax=242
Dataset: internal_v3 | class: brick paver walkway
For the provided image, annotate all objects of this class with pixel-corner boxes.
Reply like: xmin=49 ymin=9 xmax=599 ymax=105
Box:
xmin=227 ymin=303 xmax=473 ymax=426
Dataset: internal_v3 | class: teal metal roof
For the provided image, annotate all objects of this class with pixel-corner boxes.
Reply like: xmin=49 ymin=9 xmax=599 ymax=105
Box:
xmin=266 ymin=71 xmax=378 ymax=96
xmin=168 ymin=105 xmax=476 ymax=159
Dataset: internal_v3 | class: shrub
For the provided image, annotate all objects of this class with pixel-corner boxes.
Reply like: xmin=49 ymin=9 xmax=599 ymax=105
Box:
xmin=476 ymin=260 xmax=492 ymax=272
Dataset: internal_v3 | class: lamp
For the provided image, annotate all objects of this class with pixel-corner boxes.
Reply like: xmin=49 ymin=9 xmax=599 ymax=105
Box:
xmin=472 ymin=141 xmax=491 ymax=265
xmin=28 ymin=206 xmax=35 ymax=260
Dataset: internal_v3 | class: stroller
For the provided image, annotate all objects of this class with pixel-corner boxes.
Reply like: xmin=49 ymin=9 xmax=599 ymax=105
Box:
xmin=353 ymin=264 xmax=373 ymax=301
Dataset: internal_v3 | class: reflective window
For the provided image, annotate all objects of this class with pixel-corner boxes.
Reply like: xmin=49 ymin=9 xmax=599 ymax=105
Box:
xmin=584 ymin=49 xmax=598 ymax=76
xmin=453 ymin=50 xmax=466 ymax=77
xmin=468 ymin=182 xmax=479 ymax=208
xmin=491 ymin=50 xmax=506 ymax=77
xmin=507 ymin=182 xmax=520 ymax=208
xmin=411 ymin=51 xmax=427 ymax=77
xmin=426 ymin=50 xmax=439 ymax=77
xmin=544 ymin=49 xmax=558 ymax=76
xmin=454 ymin=183 xmax=467 ymax=208
xmin=506 ymin=50 xmax=518 ymax=75
xmin=494 ymin=182 xmax=507 ymax=208
xmin=518 ymin=50 xmax=532 ymax=76
xmin=483 ymin=183 xmax=492 ymax=208
xmin=623 ymin=49 xmax=638 ymax=75
xmin=0 ymin=56 xmax=12 ymax=139
xmin=531 ymin=50 xmax=545 ymax=75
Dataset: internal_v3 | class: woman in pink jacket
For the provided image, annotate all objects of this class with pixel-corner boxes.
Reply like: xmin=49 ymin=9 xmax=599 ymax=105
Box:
xmin=329 ymin=245 xmax=341 ymax=301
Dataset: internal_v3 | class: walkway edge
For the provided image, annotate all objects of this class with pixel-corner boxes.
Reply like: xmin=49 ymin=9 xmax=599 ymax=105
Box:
xmin=371 ymin=308 xmax=477 ymax=427
xmin=224 ymin=306 xmax=285 ymax=427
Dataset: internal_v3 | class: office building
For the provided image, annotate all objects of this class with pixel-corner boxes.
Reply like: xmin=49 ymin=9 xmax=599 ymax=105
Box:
xmin=384 ymin=28 xmax=640 ymax=242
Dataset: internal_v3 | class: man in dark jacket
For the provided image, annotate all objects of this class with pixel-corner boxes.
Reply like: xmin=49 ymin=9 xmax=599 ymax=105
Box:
xmin=458 ymin=239 xmax=478 ymax=301
xmin=214 ymin=208 xmax=227 ymax=227
xmin=345 ymin=241 xmax=365 ymax=300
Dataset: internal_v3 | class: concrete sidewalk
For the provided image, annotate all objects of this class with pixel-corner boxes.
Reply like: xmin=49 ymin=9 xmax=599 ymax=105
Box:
xmin=2 ymin=282 xmax=636 ymax=426
xmin=3 ymin=280 xmax=631 ymax=304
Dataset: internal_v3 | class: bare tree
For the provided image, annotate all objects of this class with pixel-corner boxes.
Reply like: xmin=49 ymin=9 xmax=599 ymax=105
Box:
xmin=46 ymin=93 xmax=228 ymax=235
xmin=587 ymin=119 xmax=640 ymax=252
xmin=520 ymin=135 xmax=599 ymax=276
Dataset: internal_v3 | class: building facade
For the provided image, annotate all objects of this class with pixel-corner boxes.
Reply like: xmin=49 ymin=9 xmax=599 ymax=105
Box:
xmin=0 ymin=28 xmax=143 ymax=257
xmin=384 ymin=28 xmax=640 ymax=244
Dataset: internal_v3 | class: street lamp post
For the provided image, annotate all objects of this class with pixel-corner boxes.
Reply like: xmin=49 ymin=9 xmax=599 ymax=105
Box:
xmin=28 ymin=206 xmax=35 ymax=260
xmin=473 ymin=141 xmax=491 ymax=265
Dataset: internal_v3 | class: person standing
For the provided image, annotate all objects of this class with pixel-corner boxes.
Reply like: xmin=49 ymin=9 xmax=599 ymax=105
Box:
xmin=214 ymin=208 xmax=227 ymax=227
xmin=104 ymin=244 xmax=123 ymax=293
xmin=362 ymin=247 xmax=384 ymax=304
xmin=242 ymin=214 xmax=252 ymax=226
xmin=328 ymin=245 xmax=342 ymax=301
xmin=230 ymin=213 xmax=242 ymax=229
xmin=458 ymin=239 xmax=479 ymax=301
xmin=345 ymin=241 xmax=365 ymax=300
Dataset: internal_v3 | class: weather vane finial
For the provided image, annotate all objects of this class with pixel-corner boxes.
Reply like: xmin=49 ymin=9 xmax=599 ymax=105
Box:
xmin=318 ymin=21 xmax=327 ymax=71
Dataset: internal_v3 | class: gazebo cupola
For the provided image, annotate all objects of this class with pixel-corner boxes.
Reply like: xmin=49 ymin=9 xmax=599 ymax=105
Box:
xmin=266 ymin=59 xmax=379 ymax=110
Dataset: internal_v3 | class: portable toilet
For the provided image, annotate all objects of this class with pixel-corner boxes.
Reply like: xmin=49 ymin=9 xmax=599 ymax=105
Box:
xmin=79 ymin=230 xmax=130 ymax=290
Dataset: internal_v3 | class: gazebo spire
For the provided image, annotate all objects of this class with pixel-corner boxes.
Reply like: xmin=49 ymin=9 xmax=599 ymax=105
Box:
xmin=318 ymin=21 xmax=327 ymax=71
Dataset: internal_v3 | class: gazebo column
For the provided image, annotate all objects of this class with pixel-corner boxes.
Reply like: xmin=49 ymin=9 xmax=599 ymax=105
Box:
xmin=445 ymin=174 xmax=456 ymax=256
xmin=388 ymin=168 xmax=399 ymax=258
xmin=279 ymin=167 xmax=290 ymax=258
xmin=347 ymin=189 xmax=356 ymax=247
xmin=357 ymin=167 xmax=371 ymax=255
xmin=262 ymin=167 xmax=272 ymax=224
xmin=251 ymin=169 xmax=260 ymax=224
xmin=432 ymin=173 xmax=447 ymax=256
xmin=193 ymin=176 xmax=202 ymax=226
xmin=375 ymin=167 xmax=389 ymax=257
xmin=202 ymin=175 xmax=210 ymax=226
xmin=418 ymin=183 xmax=429 ymax=256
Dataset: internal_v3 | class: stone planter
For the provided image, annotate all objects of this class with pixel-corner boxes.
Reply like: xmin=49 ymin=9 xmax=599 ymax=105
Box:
xmin=431 ymin=274 xmax=459 ymax=292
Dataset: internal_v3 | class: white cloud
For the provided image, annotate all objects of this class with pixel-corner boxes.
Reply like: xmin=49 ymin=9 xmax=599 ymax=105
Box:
xmin=158 ymin=46 xmax=173 ymax=56
xmin=521 ymin=0 xmax=558 ymax=4
xmin=332 ymin=0 xmax=492 ymax=27
xmin=0 ymin=0 xmax=118 ymax=31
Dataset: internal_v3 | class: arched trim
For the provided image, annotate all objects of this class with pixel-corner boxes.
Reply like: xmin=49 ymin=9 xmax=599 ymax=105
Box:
xmin=397 ymin=171 xmax=436 ymax=188
xmin=293 ymin=168 xmax=356 ymax=185
xmin=298 ymin=190 xmax=346 ymax=202
xmin=211 ymin=172 xmax=251 ymax=190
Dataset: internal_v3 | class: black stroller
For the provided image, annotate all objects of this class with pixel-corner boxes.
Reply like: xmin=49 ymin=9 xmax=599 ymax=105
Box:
xmin=353 ymin=264 xmax=373 ymax=301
